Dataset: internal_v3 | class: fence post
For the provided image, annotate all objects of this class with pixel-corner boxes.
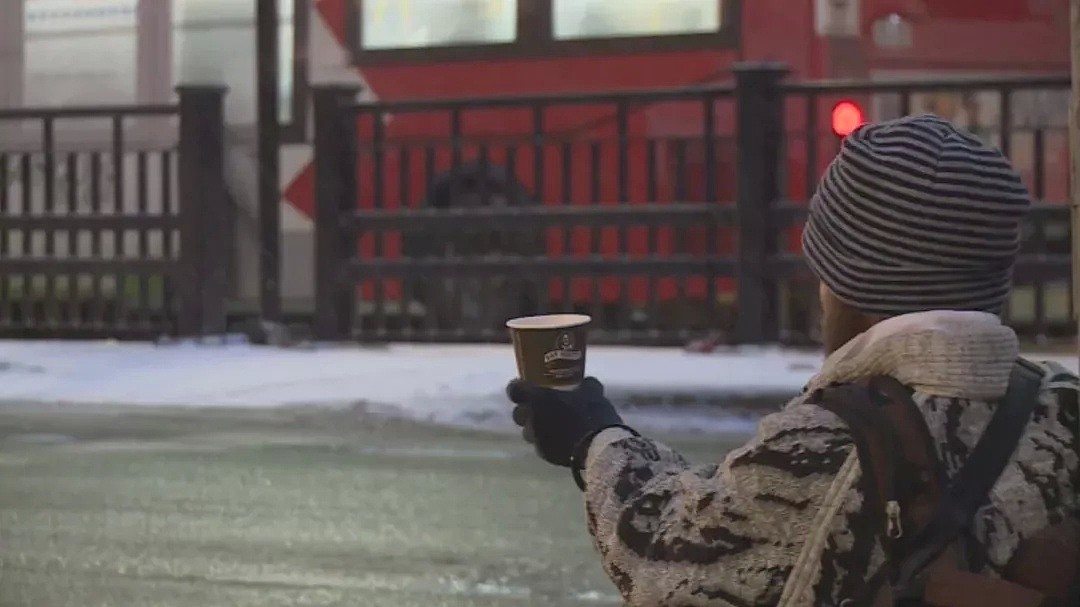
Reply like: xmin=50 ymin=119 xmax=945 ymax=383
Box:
xmin=1071 ymin=0 xmax=1080 ymax=359
xmin=177 ymin=85 xmax=228 ymax=337
xmin=313 ymin=85 xmax=361 ymax=341
xmin=733 ymin=62 xmax=788 ymax=344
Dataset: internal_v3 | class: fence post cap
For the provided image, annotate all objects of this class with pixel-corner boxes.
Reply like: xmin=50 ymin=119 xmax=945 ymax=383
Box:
xmin=311 ymin=82 xmax=364 ymax=90
xmin=730 ymin=62 xmax=790 ymax=78
xmin=311 ymin=85 xmax=364 ymax=109
xmin=311 ymin=84 xmax=364 ymax=96
xmin=175 ymin=84 xmax=230 ymax=95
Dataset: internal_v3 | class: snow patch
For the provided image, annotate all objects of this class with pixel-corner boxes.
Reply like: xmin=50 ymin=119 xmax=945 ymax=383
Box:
xmin=0 ymin=340 xmax=1074 ymax=434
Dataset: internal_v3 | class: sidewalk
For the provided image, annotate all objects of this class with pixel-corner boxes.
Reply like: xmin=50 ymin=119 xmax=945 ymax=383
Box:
xmin=0 ymin=340 xmax=1075 ymax=430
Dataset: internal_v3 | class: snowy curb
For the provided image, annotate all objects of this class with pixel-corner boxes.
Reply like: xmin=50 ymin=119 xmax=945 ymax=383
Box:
xmin=0 ymin=340 xmax=1074 ymax=434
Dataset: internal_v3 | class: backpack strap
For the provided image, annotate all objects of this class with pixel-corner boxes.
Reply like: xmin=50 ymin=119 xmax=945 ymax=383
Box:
xmin=866 ymin=375 xmax=948 ymax=535
xmin=813 ymin=375 xmax=945 ymax=606
xmin=891 ymin=359 xmax=1044 ymax=601
xmin=812 ymin=382 xmax=901 ymax=524
xmin=813 ymin=359 xmax=1050 ymax=607
xmin=813 ymin=376 xmax=946 ymax=547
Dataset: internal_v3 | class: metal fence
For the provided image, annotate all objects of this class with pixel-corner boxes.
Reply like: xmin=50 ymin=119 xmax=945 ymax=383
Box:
xmin=777 ymin=72 xmax=1073 ymax=342
xmin=8 ymin=68 xmax=1064 ymax=344
xmin=0 ymin=87 xmax=232 ymax=339
xmin=310 ymin=64 xmax=1071 ymax=346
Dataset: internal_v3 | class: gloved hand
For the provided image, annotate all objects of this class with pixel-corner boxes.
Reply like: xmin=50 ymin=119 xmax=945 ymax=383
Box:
xmin=505 ymin=377 xmax=637 ymax=474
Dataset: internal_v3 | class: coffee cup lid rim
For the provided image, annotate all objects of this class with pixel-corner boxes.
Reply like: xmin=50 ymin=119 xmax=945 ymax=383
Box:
xmin=505 ymin=314 xmax=592 ymax=330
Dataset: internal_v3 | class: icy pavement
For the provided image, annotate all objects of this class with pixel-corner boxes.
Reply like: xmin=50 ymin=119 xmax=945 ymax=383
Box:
xmin=0 ymin=339 xmax=1076 ymax=434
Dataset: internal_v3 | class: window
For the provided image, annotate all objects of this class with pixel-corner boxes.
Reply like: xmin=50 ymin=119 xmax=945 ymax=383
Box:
xmin=361 ymin=0 xmax=516 ymax=50
xmin=871 ymin=13 xmax=912 ymax=49
xmin=24 ymin=0 xmax=140 ymax=106
xmin=553 ymin=0 xmax=720 ymax=40
xmin=173 ymin=0 xmax=303 ymax=128
xmin=23 ymin=0 xmax=306 ymax=129
xmin=349 ymin=0 xmax=738 ymax=64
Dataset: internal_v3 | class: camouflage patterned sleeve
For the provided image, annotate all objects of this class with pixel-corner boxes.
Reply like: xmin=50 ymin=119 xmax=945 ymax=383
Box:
xmin=582 ymin=401 xmax=884 ymax=607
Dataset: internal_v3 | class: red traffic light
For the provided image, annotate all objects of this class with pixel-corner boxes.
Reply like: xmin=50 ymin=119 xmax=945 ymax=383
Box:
xmin=831 ymin=101 xmax=865 ymax=137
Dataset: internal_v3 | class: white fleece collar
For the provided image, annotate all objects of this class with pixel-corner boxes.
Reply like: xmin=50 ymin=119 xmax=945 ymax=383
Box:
xmin=807 ymin=311 xmax=1020 ymax=400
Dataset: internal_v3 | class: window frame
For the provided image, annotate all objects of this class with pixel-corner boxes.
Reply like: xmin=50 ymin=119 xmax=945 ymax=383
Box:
xmin=170 ymin=0 xmax=309 ymax=142
xmin=345 ymin=0 xmax=740 ymax=66
xmin=282 ymin=0 xmax=309 ymax=142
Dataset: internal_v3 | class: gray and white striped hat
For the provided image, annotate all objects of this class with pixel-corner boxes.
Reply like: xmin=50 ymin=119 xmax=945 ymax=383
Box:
xmin=802 ymin=114 xmax=1031 ymax=317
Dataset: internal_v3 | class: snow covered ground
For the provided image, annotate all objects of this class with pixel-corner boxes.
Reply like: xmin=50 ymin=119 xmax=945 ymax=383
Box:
xmin=0 ymin=339 xmax=1076 ymax=434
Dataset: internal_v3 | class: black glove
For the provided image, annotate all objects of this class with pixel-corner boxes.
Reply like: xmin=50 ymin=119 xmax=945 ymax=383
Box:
xmin=506 ymin=377 xmax=638 ymax=487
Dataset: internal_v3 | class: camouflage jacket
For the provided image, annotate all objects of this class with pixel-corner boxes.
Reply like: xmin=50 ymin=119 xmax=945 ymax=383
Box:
xmin=581 ymin=312 xmax=1080 ymax=607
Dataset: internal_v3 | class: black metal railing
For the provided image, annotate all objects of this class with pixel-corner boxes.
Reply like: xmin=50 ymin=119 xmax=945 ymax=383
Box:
xmin=312 ymin=78 xmax=747 ymax=345
xmin=310 ymin=66 xmax=1072 ymax=345
xmin=0 ymin=87 xmax=231 ymax=339
xmin=777 ymin=72 xmax=1073 ymax=341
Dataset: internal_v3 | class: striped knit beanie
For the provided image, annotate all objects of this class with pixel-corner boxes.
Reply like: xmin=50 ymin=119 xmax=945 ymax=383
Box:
xmin=802 ymin=114 xmax=1030 ymax=317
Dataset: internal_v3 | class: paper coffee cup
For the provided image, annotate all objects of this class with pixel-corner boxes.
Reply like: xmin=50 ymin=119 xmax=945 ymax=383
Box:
xmin=506 ymin=314 xmax=591 ymax=390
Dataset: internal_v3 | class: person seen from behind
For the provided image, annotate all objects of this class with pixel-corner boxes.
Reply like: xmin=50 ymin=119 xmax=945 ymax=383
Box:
xmin=507 ymin=115 xmax=1080 ymax=606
